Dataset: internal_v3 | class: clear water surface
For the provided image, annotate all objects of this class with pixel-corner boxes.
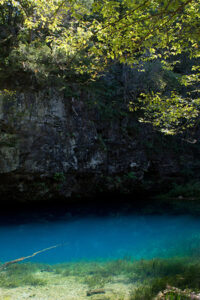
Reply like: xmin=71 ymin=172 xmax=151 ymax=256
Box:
xmin=1 ymin=214 xmax=200 ymax=264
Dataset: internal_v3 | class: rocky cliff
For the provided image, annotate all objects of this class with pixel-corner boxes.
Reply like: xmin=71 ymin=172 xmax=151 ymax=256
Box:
xmin=0 ymin=89 xmax=199 ymax=204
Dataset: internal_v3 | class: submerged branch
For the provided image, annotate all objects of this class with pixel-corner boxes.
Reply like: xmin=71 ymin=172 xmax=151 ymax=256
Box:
xmin=0 ymin=244 xmax=62 ymax=270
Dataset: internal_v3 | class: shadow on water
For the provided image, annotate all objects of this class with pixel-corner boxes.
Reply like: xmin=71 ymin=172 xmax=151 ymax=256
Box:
xmin=1 ymin=191 xmax=200 ymax=224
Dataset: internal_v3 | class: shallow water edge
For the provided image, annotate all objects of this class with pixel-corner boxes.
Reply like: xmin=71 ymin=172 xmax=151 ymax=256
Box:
xmin=1 ymin=257 xmax=200 ymax=300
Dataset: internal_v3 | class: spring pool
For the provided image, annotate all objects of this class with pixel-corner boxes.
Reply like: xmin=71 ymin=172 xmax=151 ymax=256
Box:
xmin=1 ymin=214 xmax=200 ymax=263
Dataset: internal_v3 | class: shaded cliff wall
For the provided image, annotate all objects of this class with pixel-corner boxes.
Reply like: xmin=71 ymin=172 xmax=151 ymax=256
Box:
xmin=0 ymin=89 xmax=199 ymax=203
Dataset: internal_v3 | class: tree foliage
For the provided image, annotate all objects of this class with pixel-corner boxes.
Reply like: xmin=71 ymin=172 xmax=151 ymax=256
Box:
xmin=0 ymin=0 xmax=200 ymax=133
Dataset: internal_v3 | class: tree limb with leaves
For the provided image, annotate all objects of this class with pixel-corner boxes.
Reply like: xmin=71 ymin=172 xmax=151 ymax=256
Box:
xmin=0 ymin=0 xmax=200 ymax=133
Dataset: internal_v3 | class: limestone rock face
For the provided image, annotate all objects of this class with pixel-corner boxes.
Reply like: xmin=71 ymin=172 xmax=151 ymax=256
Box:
xmin=0 ymin=90 xmax=198 ymax=202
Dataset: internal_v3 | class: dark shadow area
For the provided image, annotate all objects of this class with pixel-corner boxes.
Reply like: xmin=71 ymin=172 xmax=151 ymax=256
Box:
xmin=1 ymin=191 xmax=200 ymax=225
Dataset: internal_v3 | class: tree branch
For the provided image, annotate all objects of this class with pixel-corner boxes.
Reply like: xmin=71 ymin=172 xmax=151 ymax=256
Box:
xmin=0 ymin=244 xmax=63 ymax=270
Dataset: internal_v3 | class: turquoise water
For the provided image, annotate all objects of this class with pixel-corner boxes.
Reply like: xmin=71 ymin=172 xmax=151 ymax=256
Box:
xmin=1 ymin=214 xmax=200 ymax=264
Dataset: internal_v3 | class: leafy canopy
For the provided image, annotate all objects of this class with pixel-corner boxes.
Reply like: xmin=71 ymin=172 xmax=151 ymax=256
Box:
xmin=0 ymin=0 xmax=200 ymax=133
xmin=1 ymin=0 xmax=199 ymax=61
